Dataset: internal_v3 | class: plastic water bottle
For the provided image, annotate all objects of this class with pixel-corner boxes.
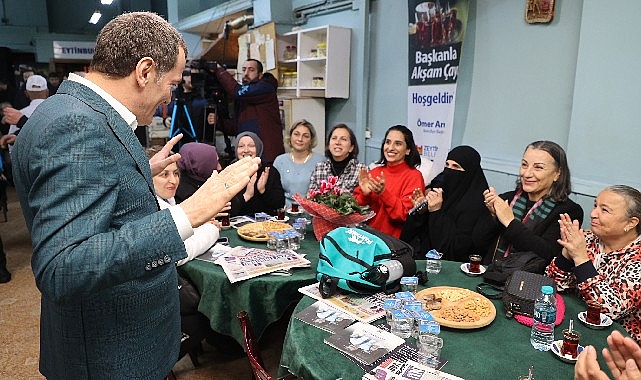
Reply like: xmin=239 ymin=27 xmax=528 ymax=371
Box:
xmin=530 ymin=285 xmax=556 ymax=351
xmin=363 ymin=260 xmax=404 ymax=285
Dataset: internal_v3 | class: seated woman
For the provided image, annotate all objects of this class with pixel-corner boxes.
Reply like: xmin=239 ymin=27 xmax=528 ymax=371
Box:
xmin=400 ymin=145 xmax=491 ymax=261
xmin=273 ymin=119 xmax=325 ymax=206
xmin=174 ymin=142 xmax=222 ymax=203
xmin=478 ymin=140 xmax=584 ymax=268
xmin=548 ymin=185 xmax=641 ymax=343
xmin=309 ymin=123 xmax=366 ymax=193
xmin=229 ymin=131 xmax=285 ymax=217
xmin=145 ymin=147 xmax=221 ymax=266
xmin=354 ymin=125 xmax=425 ymax=238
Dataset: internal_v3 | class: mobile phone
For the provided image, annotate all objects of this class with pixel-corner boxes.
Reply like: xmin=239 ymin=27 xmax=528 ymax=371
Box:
xmin=216 ymin=237 xmax=230 ymax=246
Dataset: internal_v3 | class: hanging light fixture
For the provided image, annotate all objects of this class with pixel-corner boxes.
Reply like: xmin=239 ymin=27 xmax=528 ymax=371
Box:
xmin=101 ymin=0 xmax=114 ymax=4
xmin=89 ymin=11 xmax=102 ymax=24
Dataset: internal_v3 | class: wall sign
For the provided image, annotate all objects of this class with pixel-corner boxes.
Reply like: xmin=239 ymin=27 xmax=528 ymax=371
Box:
xmin=53 ymin=41 xmax=96 ymax=60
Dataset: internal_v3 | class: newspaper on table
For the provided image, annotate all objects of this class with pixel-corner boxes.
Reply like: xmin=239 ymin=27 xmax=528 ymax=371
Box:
xmin=298 ymin=283 xmax=387 ymax=323
xmin=362 ymin=359 xmax=464 ymax=380
xmin=214 ymin=246 xmax=311 ymax=283
xmin=194 ymin=243 xmax=233 ymax=263
xmin=324 ymin=322 xmax=405 ymax=365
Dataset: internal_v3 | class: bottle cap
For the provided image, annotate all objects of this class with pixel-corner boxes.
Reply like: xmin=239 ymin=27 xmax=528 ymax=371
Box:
xmin=541 ymin=285 xmax=554 ymax=294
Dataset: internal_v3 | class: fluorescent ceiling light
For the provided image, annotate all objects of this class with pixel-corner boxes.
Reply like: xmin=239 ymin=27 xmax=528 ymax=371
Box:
xmin=89 ymin=11 xmax=102 ymax=24
xmin=101 ymin=0 xmax=114 ymax=4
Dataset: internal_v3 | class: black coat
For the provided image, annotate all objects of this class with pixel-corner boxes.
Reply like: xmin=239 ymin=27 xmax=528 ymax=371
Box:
xmin=474 ymin=190 xmax=584 ymax=265
xmin=229 ymin=163 xmax=285 ymax=217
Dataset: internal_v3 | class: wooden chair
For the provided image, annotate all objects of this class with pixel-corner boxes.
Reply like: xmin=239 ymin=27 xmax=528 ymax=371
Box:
xmin=237 ymin=310 xmax=274 ymax=380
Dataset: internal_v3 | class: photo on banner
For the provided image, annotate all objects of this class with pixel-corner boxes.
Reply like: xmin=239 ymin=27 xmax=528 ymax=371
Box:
xmin=407 ymin=1 xmax=469 ymax=177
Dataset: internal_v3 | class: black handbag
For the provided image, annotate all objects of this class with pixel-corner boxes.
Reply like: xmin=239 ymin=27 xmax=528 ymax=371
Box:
xmin=477 ymin=270 xmax=554 ymax=318
xmin=483 ymin=251 xmax=547 ymax=286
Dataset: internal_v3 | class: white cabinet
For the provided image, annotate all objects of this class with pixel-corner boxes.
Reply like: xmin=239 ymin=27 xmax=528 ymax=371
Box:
xmin=276 ymin=25 xmax=351 ymax=99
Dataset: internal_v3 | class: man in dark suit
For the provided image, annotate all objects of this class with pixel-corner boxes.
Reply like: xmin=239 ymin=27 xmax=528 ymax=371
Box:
xmin=12 ymin=12 xmax=259 ymax=379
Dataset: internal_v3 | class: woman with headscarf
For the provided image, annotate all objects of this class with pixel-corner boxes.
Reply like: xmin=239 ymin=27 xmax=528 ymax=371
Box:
xmin=174 ymin=142 xmax=222 ymax=203
xmin=400 ymin=145 xmax=491 ymax=261
xmin=229 ymin=131 xmax=285 ymax=217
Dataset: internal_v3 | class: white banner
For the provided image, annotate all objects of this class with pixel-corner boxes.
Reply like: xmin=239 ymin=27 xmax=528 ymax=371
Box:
xmin=408 ymin=83 xmax=456 ymax=173
xmin=53 ymin=41 xmax=96 ymax=60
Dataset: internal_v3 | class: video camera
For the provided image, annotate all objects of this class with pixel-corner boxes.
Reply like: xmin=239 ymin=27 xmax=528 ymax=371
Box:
xmin=188 ymin=59 xmax=226 ymax=105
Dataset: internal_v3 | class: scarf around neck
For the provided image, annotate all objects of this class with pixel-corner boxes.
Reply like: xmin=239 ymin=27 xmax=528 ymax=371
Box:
xmin=494 ymin=189 xmax=556 ymax=258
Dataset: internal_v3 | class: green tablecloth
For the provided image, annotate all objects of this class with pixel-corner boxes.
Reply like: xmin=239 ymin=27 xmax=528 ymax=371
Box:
xmin=179 ymin=224 xmax=320 ymax=346
xmin=279 ymin=260 xmax=625 ymax=380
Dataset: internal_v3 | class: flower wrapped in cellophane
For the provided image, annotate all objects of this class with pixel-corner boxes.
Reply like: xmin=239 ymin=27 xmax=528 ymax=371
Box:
xmin=294 ymin=176 xmax=375 ymax=240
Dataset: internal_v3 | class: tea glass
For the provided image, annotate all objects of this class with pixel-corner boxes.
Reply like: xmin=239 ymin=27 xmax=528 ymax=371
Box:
xmin=586 ymin=300 xmax=602 ymax=325
xmin=468 ymin=254 xmax=482 ymax=273
xmin=561 ymin=329 xmax=581 ymax=358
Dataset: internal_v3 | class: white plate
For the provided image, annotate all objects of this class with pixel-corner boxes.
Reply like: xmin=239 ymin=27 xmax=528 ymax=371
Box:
xmin=551 ymin=340 xmax=584 ymax=363
xmin=460 ymin=263 xmax=486 ymax=276
xmin=271 ymin=216 xmax=290 ymax=222
xmin=287 ymin=208 xmax=304 ymax=215
xmin=578 ymin=311 xmax=613 ymax=329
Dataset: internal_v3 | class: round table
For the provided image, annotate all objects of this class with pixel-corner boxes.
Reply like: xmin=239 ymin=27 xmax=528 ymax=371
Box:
xmin=279 ymin=260 xmax=626 ymax=380
xmin=179 ymin=223 xmax=320 ymax=346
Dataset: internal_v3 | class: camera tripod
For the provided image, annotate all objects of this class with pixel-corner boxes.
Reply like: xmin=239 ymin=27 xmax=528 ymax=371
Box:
xmin=169 ymin=98 xmax=198 ymax=143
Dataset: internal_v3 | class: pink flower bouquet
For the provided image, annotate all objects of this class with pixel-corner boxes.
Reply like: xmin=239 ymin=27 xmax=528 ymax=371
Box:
xmin=294 ymin=176 xmax=375 ymax=240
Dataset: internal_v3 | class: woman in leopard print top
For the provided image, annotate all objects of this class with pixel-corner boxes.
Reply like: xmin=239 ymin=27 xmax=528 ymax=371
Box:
xmin=547 ymin=185 xmax=641 ymax=342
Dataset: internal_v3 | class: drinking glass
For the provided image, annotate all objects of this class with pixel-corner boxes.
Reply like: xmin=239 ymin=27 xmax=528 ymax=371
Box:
xmin=561 ymin=329 xmax=580 ymax=358
xmin=586 ymin=300 xmax=602 ymax=325
xmin=418 ymin=334 xmax=443 ymax=368
xmin=390 ymin=309 xmax=412 ymax=339
xmin=468 ymin=254 xmax=482 ymax=273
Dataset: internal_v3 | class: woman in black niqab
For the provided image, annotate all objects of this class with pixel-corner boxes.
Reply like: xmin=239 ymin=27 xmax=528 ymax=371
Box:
xmin=400 ymin=145 xmax=490 ymax=261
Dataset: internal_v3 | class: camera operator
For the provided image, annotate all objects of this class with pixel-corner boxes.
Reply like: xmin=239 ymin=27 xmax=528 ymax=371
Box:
xmin=158 ymin=68 xmax=208 ymax=145
xmin=214 ymin=59 xmax=283 ymax=162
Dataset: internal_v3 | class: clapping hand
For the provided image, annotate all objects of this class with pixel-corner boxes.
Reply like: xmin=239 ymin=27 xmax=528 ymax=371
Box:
xmin=575 ymin=330 xmax=641 ymax=380
xmin=557 ymin=213 xmax=589 ymax=266
xmin=256 ymin=167 xmax=269 ymax=194
xmin=180 ymin=156 xmax=260 ymax=227
xmin=426 ymin=188 xmax=444 ymax=212
xmin=483 ymin=187 xmax=515 ymax=227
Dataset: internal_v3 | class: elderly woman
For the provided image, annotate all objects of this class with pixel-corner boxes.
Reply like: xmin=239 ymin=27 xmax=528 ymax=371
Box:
xmin=309 ymin=123 xmax=366 ymax=193
xmin=478 ymin=140 xmax=584 ymax=269
xmin=547 ymin=185 xmax=641 ymax=343
xmin=273 ymin=119 xmax=324 ymax=206
xmin=354 ymin=125 xmax=425 ymax=238
xmin=229 ymin=131 xmax=285 ymax=216
xmin=400 ymin=145 xmax=491 ymax=261
xmin=174 ymin=142 xmax=222 ymax=203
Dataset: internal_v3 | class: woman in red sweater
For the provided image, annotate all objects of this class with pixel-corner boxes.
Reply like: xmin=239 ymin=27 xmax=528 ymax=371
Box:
xmin=354 ymin=125 xmax=425 ymax=238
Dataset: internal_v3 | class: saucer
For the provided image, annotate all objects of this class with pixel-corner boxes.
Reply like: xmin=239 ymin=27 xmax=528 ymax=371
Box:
xmin=578 ymin=311 xmax=613 ymax=329
xmin=287 ymin=208 xmax=303 ymax=215
xmin=460 ymin=263 xmax=486 ymax=276
xmin=271 ymin=216 xmax=290 ymax=222
xmin=551 ymin=340 xmax=584 ymax=363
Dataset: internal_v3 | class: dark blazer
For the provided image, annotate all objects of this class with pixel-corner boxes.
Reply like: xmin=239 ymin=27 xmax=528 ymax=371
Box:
xmin=13 ymin=79 xmax=188 ymax=379
xmin=474 ymin=190 xmax=584 ymax=265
